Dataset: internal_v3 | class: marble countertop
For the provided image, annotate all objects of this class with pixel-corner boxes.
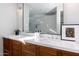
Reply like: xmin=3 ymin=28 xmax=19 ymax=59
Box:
xmin=3 ymin=34 xmax=79 ymax=53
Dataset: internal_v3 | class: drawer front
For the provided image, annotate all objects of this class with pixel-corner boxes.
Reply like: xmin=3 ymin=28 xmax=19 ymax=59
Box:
xmin=3 ymin=39 xmax=13 ymax=50
xmin=62 ymin=51 xmax=79 ymax=56
xmin=3 ymin=39 xmax=9 ymax=49
xmin=13 ymin=49 xmax=22 ymax=56
xmin=39 ymin=46 xmax=58 ymax=56
xmin=12 ymin=40 xmax=22 ymax=56
xmin=13 ymin=40 xmax=22 ymax=45
xmin=13 ymin=40 xmax=22 ymax=50
xmin=22 ymin=50 xmax=36 ymax=56
xmin=22 ymin=42 xmax=36 ymax=53
xmin=13 ymin=44 xmax=22 ymax=50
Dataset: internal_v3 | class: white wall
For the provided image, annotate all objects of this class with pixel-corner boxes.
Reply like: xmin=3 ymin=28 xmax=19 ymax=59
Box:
xmin=0 ymin=3 xmax=18 ymax=55
xmin=64 ymin=3 xmax=79 ymax=24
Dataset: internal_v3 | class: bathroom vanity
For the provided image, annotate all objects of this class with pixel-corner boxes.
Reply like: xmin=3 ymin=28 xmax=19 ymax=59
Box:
xmin=3 ymin=34 xmax=79 ymax=56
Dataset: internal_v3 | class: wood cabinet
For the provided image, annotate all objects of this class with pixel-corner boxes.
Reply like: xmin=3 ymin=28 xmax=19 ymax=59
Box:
xmin=3 ymin=38 xmax=38 ymax=56
xmin=39 ymin=46 xmax=79 ymax=56
xmin=3 ymin=38 xmax=79 ymax=56
xmin=3 ymin=38 xmax=13 ymax=56
xmin=12 ymin=40 xmax=22 ymax=56
xmin=22 ymin=42 xmax=37 ymax=56
xmin=61 ymin=50 xmax=79 ymax=56
xmin=39 ymin=46 xmax=61 ymax=56
xmin=3 ymin=38 xmax=22 ymax=56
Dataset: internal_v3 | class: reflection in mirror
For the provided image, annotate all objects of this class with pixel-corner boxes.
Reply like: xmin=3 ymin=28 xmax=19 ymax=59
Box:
xmin=23 ymin=3 xmax=63 ymax=35
xmin=61 ymin=11 xmax=64 ymax=24
xmin=29 ymin=7 xmax=57 ymax=34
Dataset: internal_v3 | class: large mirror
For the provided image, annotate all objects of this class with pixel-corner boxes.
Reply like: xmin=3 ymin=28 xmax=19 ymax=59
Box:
xmin=18 ymin=3 xmax=63 ymax=35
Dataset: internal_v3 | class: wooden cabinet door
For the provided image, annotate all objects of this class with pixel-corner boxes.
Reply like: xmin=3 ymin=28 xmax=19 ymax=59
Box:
xmin=62 ymin=51 xmax=79 ymax=56
xmin=12 ymin=40 xmax=22 ymax=56
xmin=22 ymin=42 xmax=36 ymax=56
xmin=39 ymin=46 xmax=59 ymax=56
xmin=3 ymin=38 xmax=13 ymax=56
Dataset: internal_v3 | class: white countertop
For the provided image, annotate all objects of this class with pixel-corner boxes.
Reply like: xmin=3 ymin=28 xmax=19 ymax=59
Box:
xmin=3 ymin=34 xmax=79 ymax=53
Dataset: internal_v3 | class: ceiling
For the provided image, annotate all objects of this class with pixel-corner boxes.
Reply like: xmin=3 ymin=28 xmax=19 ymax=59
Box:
xmin=24 ymin=3 xmax=58 ymax=16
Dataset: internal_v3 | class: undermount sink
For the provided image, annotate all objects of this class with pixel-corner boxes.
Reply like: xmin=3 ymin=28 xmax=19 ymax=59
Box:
xmin=7 ymin=34 xmax=35 ymax=41
xmin=15 ymin=35 xmax=33 ymax=38
xmin=16 ymin=35 xmax=35 ymax=40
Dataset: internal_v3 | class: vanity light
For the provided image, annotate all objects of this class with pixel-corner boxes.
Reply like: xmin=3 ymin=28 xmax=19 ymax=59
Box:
xmin=17 ymin=7 xmax=23 ymax=16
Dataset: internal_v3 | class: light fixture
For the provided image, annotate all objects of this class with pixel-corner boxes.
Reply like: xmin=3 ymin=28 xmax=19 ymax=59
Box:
xmin=17 ymin=7 xmax=23 ymax=16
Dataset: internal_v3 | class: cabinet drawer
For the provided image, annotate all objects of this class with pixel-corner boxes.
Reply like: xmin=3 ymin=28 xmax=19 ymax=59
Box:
xmin=13 ymin=40 xmax=22 ymax=49
xmin=62 ymin=51 xmax=79 ymax=56
xmin=13 ymin=44 xmax=22 ymax=50
xmin=3 ymin=39 xmax=13 ymax=50
xmin=39 ymin=46 xmax=58 ymax=56
xmin=12 ymin=40 xmax=22 ymax=56
xmin=22 ymin=42 xmax=36 ymax=53
xmin=22 ymin=50 xmax=36 ymax=56
xmin=13 ymin=40 xmax=22 ymax=45
xmin=13 ymin=49 xmax=22 ymax=56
